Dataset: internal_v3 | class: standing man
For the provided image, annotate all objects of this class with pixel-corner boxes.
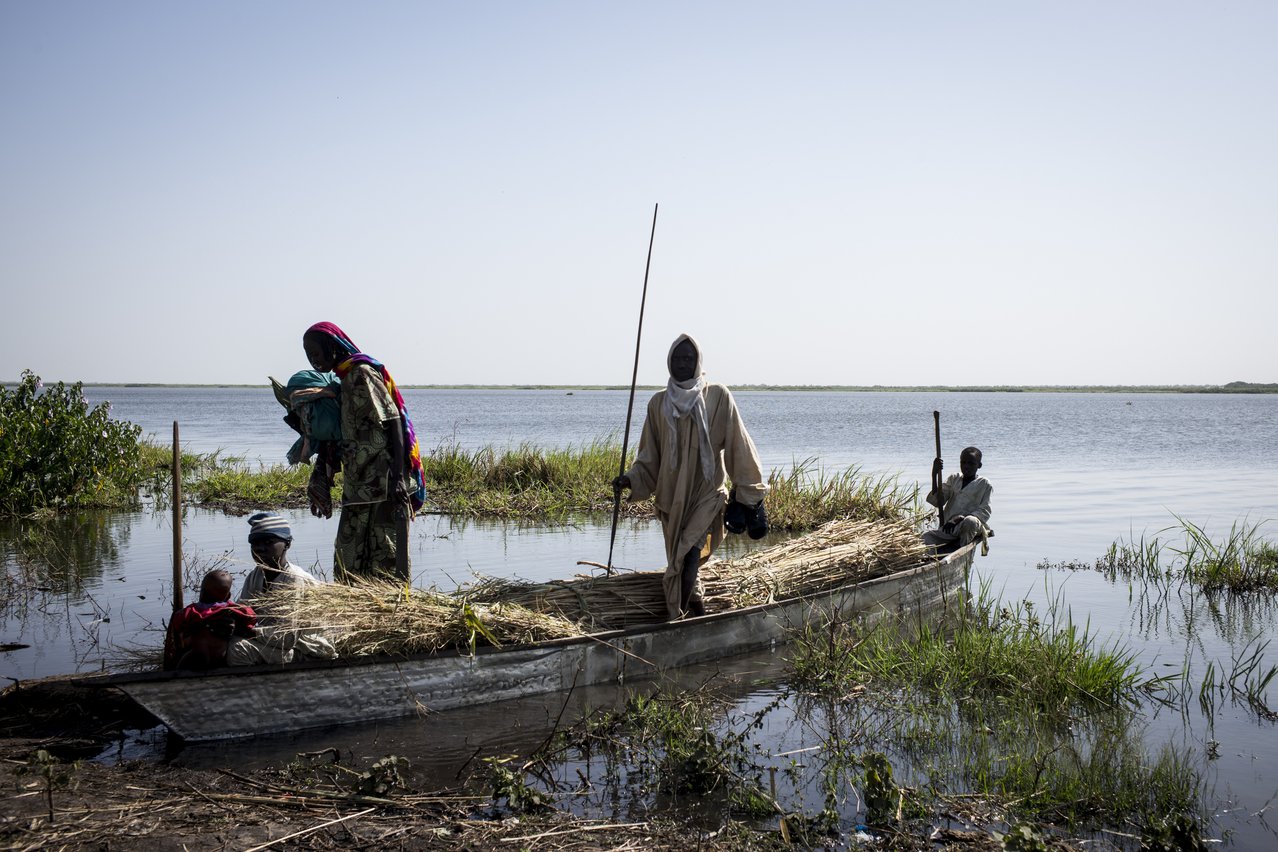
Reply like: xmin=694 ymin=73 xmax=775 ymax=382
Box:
xmin=613 ymin=334 xmax=768 ymax=620
xmin=302 ymin=322 xmax=426 ymax=582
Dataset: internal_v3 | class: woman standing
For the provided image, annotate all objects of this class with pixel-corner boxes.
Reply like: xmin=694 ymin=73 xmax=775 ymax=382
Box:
xmin=302 ymin=322 xmax=426 ymax=581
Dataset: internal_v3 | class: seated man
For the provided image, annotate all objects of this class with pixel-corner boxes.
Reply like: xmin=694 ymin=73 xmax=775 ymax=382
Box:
xmin=162 ymin=570 xmax=257 ymax=671
xmin=229 ymin=511 xmax=337 ymax=666
xmin=923 ymin=446 xmax=993 ymax=551
xmin=239 ymin=512 xmax=321 ymax=609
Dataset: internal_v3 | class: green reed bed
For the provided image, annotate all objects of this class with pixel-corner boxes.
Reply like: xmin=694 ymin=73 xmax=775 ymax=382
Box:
xmin=1176 ymin=516 xmax=1278 ymax=593
xmin=762 ymin=457 xmax=917 ymax=530
xmin=786 ymin=591 xmax=1202 ymax=840
xmin=169 ymin=437 xmax=918 ymax=527
xmin=423 ymin=439 xmax=628 ymax=518
xmin=1092 ymin=516 xmax=1278 ymax=594
xmin=184 ymin=460 xmax=317 ymax=513
xmin=791 ymin=589 xmax=1158 ymax=713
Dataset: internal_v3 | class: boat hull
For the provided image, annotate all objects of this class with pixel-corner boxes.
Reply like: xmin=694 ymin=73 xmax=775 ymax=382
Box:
xmin=93 ymin=543 xmax=975 ymax=742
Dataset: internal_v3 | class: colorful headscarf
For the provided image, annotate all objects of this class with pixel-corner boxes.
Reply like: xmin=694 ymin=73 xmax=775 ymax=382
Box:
xmin=305 ymin=321 xmax=427 ymax=512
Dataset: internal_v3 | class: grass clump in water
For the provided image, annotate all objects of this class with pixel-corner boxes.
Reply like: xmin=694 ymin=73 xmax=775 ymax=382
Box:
xmin=790 ymin=588 xmax=1159 ymax=713
xmin=1175 ymin=516 xmax=1278 ymax=594
xmin=1088 ymin=516 xmax=1278 ymax=595
xmin=423 ymin=439 xmax=626 ymax=518
xmin=164 ymin=437 xmax=919 ymax=527
xmin=787 ymin=589 xmax=1202 ymax=840
xmin=761 ymin=458 xmax=917 ymax=530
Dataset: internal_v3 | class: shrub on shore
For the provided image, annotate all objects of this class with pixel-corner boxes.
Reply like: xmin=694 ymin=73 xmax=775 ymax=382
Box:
xmin=0 ymin=371 xmax=144 ymax=515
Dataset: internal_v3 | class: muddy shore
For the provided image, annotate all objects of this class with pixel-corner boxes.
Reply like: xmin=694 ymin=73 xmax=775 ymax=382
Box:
xmin=0 ymin=679 xmax=1014 ymax=851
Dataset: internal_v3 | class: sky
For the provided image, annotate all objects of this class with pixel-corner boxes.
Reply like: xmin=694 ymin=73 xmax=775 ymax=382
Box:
xmin=2 ymin=1 xmax=1275 ymax=387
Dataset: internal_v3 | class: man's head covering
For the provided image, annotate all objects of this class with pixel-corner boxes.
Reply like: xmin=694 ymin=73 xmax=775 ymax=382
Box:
xmin=667 ymin=332 xmax=704 ymax=378
xmin=303 ymin=321 xmax=428 ymax=513
xmin=247 ymin=511 xmax=293 ymax=543
xmin=662 ymin=333 xmax=715 ymax=482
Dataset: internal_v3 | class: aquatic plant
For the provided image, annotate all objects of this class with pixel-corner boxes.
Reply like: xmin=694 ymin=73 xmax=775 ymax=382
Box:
xmin=761 ymin=458 xmax=917 ymax=530
xmin=184 ymin=460 xmax=316 ymax=514
xmin=789 ymin=585 xmax=1163 ymax=714
xmin=0 ymin=371 xmax=144 ymax=514
xmin=1174 ymin=516 xmax=1278 ymax=593
xmin=1085 ymin=517 xmax=1277 ymax=596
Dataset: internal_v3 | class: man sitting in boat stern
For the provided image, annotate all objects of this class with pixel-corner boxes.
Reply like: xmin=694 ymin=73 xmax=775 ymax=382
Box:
xmin=612 ymin=334 xmax=769 ymax=621
xmin=238 ymin=512 xmax=321 ymax=605
xmin=162 ymin=570 xmax=257 ymax=671
xmin=923 ymin=446 xmax=993 ymax=552
xmin=228 ymin=512 xmax=337 ymax=666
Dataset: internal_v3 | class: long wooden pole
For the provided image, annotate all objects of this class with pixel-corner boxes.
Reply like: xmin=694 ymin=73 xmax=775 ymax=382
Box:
xmin=606 ymin=203 xmax=659 ymax=574
xmin=172 ymin=421 xmax=184 ymax=612
xmin=932 ymin=410 xmax=945 ymax=527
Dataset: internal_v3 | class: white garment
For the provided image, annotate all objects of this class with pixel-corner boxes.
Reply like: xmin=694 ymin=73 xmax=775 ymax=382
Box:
xmin=239 ymin=561 xmax=321 ymax=604
xmin=926 ymin=474 xmax=993 ymax=526
xmin=626 ymin=382 xmax=768 ymax=618
xmin=661 ymin=333 xmax=715 ymax=482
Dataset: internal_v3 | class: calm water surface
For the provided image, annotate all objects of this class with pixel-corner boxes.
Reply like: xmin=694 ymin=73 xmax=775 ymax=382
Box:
xmin=4 ymin=388 xmax=1277 ymax=845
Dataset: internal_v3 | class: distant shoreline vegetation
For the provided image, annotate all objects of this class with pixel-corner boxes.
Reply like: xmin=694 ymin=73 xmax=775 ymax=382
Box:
xmin=8 ymin=380 xmax=1278 ymax=393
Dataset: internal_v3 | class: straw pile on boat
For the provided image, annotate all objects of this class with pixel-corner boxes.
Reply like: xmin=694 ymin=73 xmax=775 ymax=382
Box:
xmin=258 ymin=518 xmax=930 ymax=656
xmin=468 ymin=517 xmax=930 ymax=630
xmin=256 ymin=582 xmax=581 ymax=657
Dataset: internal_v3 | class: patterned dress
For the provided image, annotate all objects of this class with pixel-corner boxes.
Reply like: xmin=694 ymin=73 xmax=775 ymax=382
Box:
xmin=334 ymin=364 xmax=413 ymax=581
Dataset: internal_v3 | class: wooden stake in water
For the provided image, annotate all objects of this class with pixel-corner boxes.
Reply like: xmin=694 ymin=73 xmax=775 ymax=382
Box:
xmin=172 ymin=421 xmax=184 ymax=612
xmin=932 ymin=410 xmax=945 ymax=527
xmin=606 ymin=203 xmax=659 ymax=575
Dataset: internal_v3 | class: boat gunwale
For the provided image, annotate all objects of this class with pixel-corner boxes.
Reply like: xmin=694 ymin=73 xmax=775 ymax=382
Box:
xmin=78 ymin=541 xmax=976 ymax=689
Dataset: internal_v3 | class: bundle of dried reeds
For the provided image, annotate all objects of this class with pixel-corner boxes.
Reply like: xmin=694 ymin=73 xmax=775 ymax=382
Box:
xmin=701 ymin=517 xmax=930 ymax=609
xmin=468 ymin=518 xmax=930 ymax=630
xmin=257 ymin=581 xmax=581 ymax=657
xmin=254 ymin=519 xmax=930 ymax=657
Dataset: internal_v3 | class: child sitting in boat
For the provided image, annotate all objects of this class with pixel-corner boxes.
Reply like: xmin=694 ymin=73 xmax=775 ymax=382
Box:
xmin=923 ymin=446 xmax=993 ymax=551
xmin=162 ymin=570 xmax=257 ymax=671
xmin=270 ymin=369 xmax=342 ymax=519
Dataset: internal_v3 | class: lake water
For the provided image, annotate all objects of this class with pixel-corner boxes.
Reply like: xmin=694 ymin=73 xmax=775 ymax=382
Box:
xmin=4 ymin=387 xmax=1277 ymax=844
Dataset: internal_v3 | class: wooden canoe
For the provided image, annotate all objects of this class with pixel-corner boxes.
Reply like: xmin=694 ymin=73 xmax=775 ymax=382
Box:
xmin=85 ymin=542 xmax=976 ymax=742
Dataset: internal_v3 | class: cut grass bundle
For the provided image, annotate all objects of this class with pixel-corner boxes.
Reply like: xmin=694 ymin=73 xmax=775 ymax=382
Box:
xmin=469 ymin=518 xmax=930 ymax=630
xmin=258 ymin=580 xmax=582 ymax=657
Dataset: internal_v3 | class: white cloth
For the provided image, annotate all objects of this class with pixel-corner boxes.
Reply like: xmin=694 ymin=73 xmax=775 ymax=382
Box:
xmin=661 ymin=334 xmax=715 ymax=483
xmin=626 ymin=382 xmax=767 ymax=618
xmin=231 ymin=561 xmax=337 ymax=665
xmin=238 ymin=561 xmax=321 ymax=604
xmin=925 ymin=473 xmax=993 ymax=527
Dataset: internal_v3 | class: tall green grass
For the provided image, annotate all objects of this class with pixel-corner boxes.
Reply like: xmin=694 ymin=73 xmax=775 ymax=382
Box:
xmin=790 ymin=585 xmax=1162 ymax=714
xmin=166 ymin=437 xmax=918 ymax=528
xmin=424 ymin=439 xmax=625 ymax=518
xmin=786 ymin=587 xmax=1201 ymax=837
xmin=763 ymin=458 xmax=917 ymax=530
xmin=1175 ymin=516 xmax=1278 ymax=593
xmin=1094 ymin=517 xmax=1278 ymax=594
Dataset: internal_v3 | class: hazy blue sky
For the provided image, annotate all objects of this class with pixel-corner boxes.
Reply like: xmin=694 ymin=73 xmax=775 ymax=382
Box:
xmin=2 ymin=2 xmax=1275 ymax=386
